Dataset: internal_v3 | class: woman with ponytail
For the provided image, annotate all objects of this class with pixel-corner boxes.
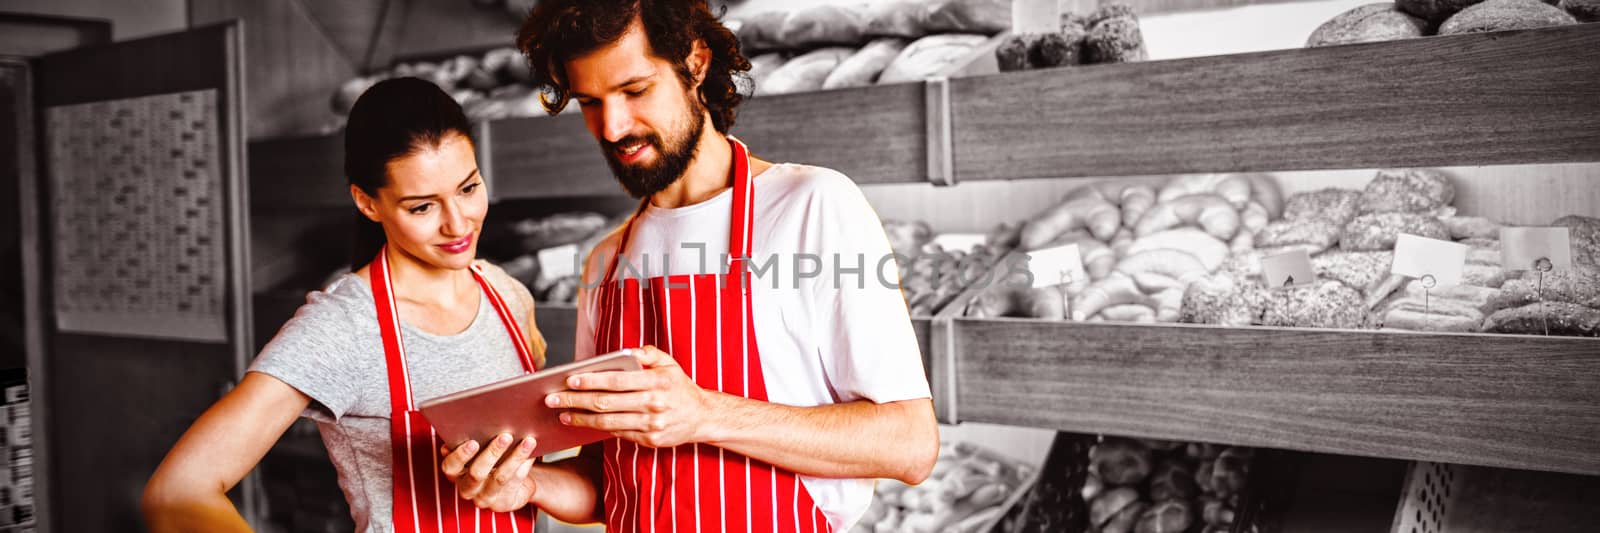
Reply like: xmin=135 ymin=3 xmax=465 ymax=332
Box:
xmin=143 ymin=78 xmax=549 ymax=532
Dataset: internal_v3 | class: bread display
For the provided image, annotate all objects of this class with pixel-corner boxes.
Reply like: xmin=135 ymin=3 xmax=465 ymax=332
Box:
xmin=1359 ymin=168 xmax=1456 ymax=214
xmin=1339 ymin=212 xmax=1451 ymax=251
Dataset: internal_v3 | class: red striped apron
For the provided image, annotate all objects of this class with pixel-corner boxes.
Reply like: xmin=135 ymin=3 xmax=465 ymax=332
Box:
xmin=370 ymin=246 xmax=540 ymax=532
xmin=593 ymin=138 xmax=834 ymax=533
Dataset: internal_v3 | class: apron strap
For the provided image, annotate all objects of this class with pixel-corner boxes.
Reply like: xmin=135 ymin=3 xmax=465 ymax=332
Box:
xmin=371 ymin=245 xmax=539 ymax=411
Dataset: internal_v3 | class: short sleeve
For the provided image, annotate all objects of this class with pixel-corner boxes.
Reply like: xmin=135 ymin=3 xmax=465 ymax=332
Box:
xmin=808 ymin=172 xmax=933 ymax=404
xmin=248 ymin=288 xmax=371 ymax=423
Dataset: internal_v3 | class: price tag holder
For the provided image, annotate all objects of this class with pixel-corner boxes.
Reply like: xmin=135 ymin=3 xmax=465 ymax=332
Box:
xmin=1262 ymin=248 xmax=1315 ymax=290
xmin=1026 ymin=244 xmax=1086 ymax=288
xmin=1392 ymin=234 xmax=1468 ymax=287
xmin=1500 ymin=227 xmax=1572 ymax=272
xmin=536 ymin=243 xmax=581 ymax=280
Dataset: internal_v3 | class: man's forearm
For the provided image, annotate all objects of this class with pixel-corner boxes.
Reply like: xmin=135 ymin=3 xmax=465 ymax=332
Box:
xmin=698 ymin=396 xmax=938 ymax=484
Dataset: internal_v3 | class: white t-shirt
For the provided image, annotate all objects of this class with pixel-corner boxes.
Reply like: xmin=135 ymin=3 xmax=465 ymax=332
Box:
xmin=574 ymin=163 xmax=931 ymax=530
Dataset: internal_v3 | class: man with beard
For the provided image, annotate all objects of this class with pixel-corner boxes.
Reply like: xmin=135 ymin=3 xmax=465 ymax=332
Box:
xmin=438 ymin=1 xmax=939 ymax=532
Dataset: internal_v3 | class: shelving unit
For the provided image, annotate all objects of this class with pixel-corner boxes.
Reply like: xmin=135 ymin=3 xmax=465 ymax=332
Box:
xmin=242 ymin=19 xmax=1600 ymax=533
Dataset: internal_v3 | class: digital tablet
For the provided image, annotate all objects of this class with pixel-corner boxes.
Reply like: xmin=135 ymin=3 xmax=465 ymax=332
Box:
xmin=418 ymin=349 xmax=641 ymax=457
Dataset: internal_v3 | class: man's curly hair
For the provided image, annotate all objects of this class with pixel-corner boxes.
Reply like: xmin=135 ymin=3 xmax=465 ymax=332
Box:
xmin=516 ymin=0 xmax=752 ymax=134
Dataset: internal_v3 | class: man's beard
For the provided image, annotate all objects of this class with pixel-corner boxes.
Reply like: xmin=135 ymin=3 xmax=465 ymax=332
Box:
xmin=602 ymin=100 xmax=707 ymax=199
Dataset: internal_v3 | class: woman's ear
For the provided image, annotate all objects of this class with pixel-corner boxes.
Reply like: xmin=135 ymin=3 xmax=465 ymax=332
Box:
xmin=351 ymin=184 xmax=382 ymax=223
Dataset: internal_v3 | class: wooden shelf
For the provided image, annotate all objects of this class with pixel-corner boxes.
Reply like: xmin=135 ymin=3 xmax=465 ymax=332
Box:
xmin=951 ymin=24 xmax=1600 ymax=180
xmin=941 ymin=318 xmax=1600 ymax=476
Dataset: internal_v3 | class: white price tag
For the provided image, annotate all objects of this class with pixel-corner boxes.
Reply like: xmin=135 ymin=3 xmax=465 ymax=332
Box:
xmin=536 ymin=244 xmax=581 ymax=280
xmin=1026 ymin=244 xmax=1087 ymax=288
xmin=929 ymin=233 xmax=987 ymax=253
xmin=1500 ymin=227 xmax=1572 ymax=272
xmin=1011 ymin=0 xmax=1063 ymax=34
xmin=1261 ymin=248 xmax=1315 ymax=290
xmin=1392 ymin=234 xmax=1468 ymax=287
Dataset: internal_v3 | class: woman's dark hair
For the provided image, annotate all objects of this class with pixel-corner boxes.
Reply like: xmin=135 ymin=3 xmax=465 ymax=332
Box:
xmin=343 ymin=77 xmax=473 ymax=269
xmin=515 ymin=0 xmax=751 ymax=134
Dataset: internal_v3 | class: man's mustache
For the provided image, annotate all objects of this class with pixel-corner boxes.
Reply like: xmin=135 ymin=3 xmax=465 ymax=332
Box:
xmin=603 ymin=134 xmax=662 ymax=156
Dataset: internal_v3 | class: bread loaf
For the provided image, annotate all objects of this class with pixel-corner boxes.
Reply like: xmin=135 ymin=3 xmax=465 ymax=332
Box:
xmin=1340 ymin=213 xmax=1451 ymax=251
xmin=1438 ymin=0 xmax=1578 ymax=33
xmin=1256 ymin=219 xmax=1342 ymax=254
xmin=746 ymin=53 xmax=789 ymax=93
xmin=1312 ymin=251 xmax=1394 ymax=293
xmin=776 ymin=5 xmax=870 ymax=48
xmin=1262 ymin=280 xmax=1365 ymax=328
xmin=1442 ymin=216 xmax=1502 ymax=240
xmin=1397 ymin=0 xmax=1486 ymax=23
xmin=736 ymin=11 xmax=789 ymax=52
xmin=1307 ymin=3 xmax=1430 ymax=47
xmin=1360 ymin=168 xmax=1456 ymax=214
xmin=823 ymin=38 xmax=908 ymax=90
xmin=879 ymin=33 xmax=989 ymax=84
xmin=919 ymin=0 xmax=1011 ymax=34
xmin=1035 ymin=27 xmax=1089 ymax=67
xmin=1284 ymin=188 xmax=1364 ymax=225
xmin=995 ymin=33 xmax=1040 ymax=72
xmin=1085 ymin=6 xmax=1148 ymax=63
xmin=759 ymin=48 xmax=853 ymax=95
xmin=866 ymin=0 xmax=926 ymax=38
xmin=1483 ymin=301 xmax=1600 ymax=336
xmin=1561 ymin=0 xmax=1600 ymax=21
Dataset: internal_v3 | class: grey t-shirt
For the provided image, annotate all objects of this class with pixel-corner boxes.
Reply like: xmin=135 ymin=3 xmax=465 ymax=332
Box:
xmin=249 ymin=268 xmax=542 ymax=532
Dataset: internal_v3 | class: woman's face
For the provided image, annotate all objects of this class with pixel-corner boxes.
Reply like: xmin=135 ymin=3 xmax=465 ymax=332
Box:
xmin=354 ymin=132 xmax=487 ymax=272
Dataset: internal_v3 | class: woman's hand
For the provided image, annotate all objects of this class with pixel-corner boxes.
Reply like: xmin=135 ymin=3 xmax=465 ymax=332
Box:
xmin=440 ymin=433 xmax=539 ymax=512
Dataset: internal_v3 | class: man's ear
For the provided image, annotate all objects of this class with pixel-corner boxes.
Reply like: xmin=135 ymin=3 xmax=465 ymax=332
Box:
xmin=686 ymin=39 xmax=711 ymax=88
xmin=351 ymin=184 xmax=382 ymax=223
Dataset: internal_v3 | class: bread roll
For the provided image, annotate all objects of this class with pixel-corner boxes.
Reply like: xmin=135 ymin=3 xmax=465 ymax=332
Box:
xmin=1442 ymin=216 xmax=1502 ymax=240
xmin=1180 ymin=271 xmax=1268 ymax=326
xmin=1308 ymin=3 xmax=1430 ymax=47
xmin=1313 ymin=251 xmax=1394 ymax=293
xmin=995 ymin=33 xmax=1041 ymax=72
xmin=1439 ymin=0 xmax=1578 ymax=33
xmin=823 ymin=38 xmax=908 ymax=89
xmin=1034 ymin=28 xmax=1089 ymax=67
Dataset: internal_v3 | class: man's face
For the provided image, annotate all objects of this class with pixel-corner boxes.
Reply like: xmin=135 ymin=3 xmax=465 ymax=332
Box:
xmin=566 ymin=20 xmax=706 ymax=198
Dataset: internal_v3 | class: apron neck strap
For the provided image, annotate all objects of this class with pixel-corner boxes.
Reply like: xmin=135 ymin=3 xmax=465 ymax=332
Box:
xmin=370 ymin=245 xmax=539 ymax=412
